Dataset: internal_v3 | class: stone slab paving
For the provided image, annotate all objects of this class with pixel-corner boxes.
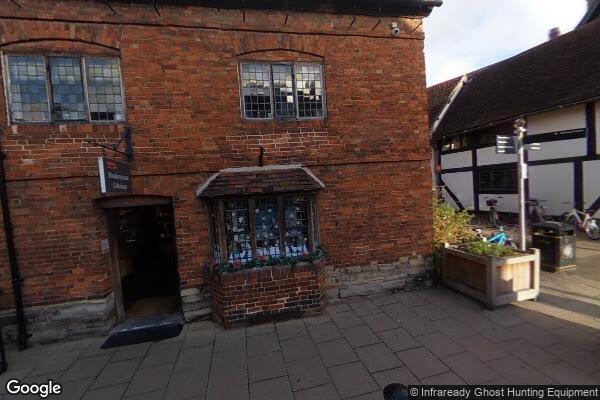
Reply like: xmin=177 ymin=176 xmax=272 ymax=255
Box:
xmin=2 ymin=270 xmax=600 ymax=399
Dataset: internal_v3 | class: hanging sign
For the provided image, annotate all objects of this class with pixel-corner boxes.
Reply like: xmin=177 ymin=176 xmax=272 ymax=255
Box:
xmin=98 ymin=157 xmax=132 ymax=194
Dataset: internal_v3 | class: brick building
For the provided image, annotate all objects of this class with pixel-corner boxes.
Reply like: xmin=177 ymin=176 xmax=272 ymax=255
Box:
xmin=0 ymin=0 xmax=439 ymax=344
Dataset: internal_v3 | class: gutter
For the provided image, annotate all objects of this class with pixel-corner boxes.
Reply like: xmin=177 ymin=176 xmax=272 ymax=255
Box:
xmin=0 ymin=139 xmax=29 ymax=350
xmin=431 ymin=74 xmax=469 ymax=136
xmin=109 ymin=0 xmax=443 ymax=17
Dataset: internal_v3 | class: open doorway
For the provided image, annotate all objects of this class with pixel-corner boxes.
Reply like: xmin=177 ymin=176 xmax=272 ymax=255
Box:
xmin=114 ymin=205 xmax=181 ymax=318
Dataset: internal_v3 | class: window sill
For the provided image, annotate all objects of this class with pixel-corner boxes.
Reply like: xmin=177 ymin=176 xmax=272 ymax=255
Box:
xmin=240 ymin=118 xmax=328 ymax=130
xmin=207 ymin=260 xmax=323 ymax=277
xmin=9 ymin=120 xmax=127 ymax=126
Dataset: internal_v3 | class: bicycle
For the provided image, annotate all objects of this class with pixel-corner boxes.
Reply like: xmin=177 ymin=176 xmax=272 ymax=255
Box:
xmin=487 ymin=226 xmax=518 ymax=248
xmin=486 ymin=199 xmax=499 ymax=227
xmin=561 ymin=207 xmax=600 ymax=240
xmin=529 ymin=199 xmax=555 ymax=223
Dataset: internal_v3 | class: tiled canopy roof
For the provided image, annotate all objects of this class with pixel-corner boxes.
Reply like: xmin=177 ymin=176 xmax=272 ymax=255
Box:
xmin=196 ymin=165 xmax=325 ymax=198
xmin=428 ymin=18 xmax=600 ymax=139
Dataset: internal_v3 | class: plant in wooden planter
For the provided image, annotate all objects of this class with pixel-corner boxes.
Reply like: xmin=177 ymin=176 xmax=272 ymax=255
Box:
xmin=432 ymin=193 xmax=477 ymax=280
xmin=443 ymin=241 xmax=540 ymax=309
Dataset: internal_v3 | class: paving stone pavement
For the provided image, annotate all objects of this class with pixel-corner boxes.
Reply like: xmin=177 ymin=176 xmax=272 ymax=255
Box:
xmin=2 ymin=271 xmax=599 ymax=399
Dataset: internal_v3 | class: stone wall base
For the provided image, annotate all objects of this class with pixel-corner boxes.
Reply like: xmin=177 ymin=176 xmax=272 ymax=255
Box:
xmin=326 ymin=254 xmax=432 ymax=299
xmin=0 ymin=294 xmax=116 ymax=345
xmin=0 ymin=286 xmax=213 ymax=345
xmin=181 ymin=287 xmax=212 ymax=322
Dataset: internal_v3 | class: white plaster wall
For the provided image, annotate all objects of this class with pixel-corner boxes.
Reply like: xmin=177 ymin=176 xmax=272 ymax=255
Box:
xmin=527 ymin=104 xmax=586 ymax=135
xmin=476 ymin=146 xmax=517 ymax=166
xmin=529 ymin=163 xmax=574 ymax=216
xmin=527 ymin=138 xmax=587 ymax=161
xmin=441 ymin=151 xmax=472 ymax=170
xmin=441 ymin=172 xmax=474 ymax=210
xmin=583 ymin=160 xmax=600 ymax=217
xmin=479 ymin=194 xmax=518 ymax=213
xmin=596 ymin=101 xmax=600 ymax=155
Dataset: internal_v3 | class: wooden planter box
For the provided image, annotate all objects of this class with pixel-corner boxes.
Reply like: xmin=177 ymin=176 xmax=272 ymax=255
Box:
xmin=443 ymin=245 xmax=540 ymax=309
xmin=208 ymin=262 xmax=326 ymax=328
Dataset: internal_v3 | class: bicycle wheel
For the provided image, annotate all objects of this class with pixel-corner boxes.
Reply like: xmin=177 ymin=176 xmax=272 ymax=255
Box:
xmin=561 ymin=213 xmax=577 ymax=226
xmin=585 ymin=219 xmax=600 ymax=240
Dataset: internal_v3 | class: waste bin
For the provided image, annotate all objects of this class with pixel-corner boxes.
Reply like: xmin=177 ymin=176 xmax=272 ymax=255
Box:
xmin=531 ymin=222 xmax=576 ymax=272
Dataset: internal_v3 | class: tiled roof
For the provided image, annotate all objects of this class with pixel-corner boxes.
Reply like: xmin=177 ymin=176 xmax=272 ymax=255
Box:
xmin=577 ymin=0 xmax=600 ymax=28
xmin=196 ymin=165 xmax=325 ymax=198
xmin=428 ymin=18 xmax=600 ymax=139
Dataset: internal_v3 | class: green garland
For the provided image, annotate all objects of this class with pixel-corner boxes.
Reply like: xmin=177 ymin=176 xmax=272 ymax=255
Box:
xmin=212 ymin=246 xmax=326 ymax=274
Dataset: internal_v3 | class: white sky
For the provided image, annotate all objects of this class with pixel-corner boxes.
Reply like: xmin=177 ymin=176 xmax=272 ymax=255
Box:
xmin=424 ymin=0 xmax=589 ymax=86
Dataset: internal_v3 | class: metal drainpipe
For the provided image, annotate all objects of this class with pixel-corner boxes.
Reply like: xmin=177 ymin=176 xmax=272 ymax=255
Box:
xmin=0 ymin=139 xmax=29 ymax=350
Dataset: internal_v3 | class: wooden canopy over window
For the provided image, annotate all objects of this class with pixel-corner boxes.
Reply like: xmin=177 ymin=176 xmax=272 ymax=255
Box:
xmin=196 ymin=164 xmax=325 ymax=198
xmin=197 ymin=165 xmax=324 ymax=264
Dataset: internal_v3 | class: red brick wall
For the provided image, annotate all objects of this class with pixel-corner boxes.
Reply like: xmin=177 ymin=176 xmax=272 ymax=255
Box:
xmin=0 ymin=1 xmax=432 ymax=310
xmin=209 ymin=263 xmax=326 ymax=327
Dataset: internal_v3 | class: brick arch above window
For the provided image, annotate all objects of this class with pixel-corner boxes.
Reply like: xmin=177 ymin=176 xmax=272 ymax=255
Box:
xmin=237 ymin=48 xmax=323 ymax=63
xmin=0 ymin=19 xmax=121 ymax=52
xmin=1 ymin=39 xmax=120 ymax=57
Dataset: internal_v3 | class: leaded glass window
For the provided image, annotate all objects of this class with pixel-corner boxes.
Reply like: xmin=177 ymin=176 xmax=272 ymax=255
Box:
xmin=240 ymin=63 xmax=272 ymax=119
xmin=211 ymin=194 xmax=318 ymax=265
xmin=3 ymin=54 xmax=125 ymax=123
xmin=240 ymin=62 xmax=325 ymax=120
xmin=5 ymin=55 xmax=51 ymax=122
xmin=224 ymin=199 xmax=253 ymax=263
xmin=254 ymin=197 xmax=281 ymax=258
xmin=49 ymin=57 xmax=86 ymax=121
xmin=284 ymin=196 xmax=309 ymax=257
xmin=272 ymin=65 xmax=295 ymax=118
xmin=86 ymin=58 xmax=125 ymax=121
xmin=296 ymin=64 xmax=324 ymax=118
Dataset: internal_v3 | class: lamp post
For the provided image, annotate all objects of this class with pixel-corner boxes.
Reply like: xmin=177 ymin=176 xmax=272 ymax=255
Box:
xmin=497 ymin=119 xmax=541 ymax=251
xmin=514 ymin=118 xmax=528 ymax=251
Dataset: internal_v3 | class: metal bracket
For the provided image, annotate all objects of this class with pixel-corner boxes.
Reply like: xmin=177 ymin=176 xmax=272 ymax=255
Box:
xmin=86 ymin=126 xmax=133 ymax=162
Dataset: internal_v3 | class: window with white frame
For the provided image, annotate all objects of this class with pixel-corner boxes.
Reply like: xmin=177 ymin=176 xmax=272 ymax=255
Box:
xmin=240 ymin=62 xmax=325 ymax=120
xmin=3 ymin=54 xmax=125 ymax=123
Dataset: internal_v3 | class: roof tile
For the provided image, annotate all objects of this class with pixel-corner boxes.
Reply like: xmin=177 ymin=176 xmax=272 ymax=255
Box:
xmin=428 ymin=18 xmax=600 ymax=139
xmin=196 ymin=165 xmax=325 ymax=198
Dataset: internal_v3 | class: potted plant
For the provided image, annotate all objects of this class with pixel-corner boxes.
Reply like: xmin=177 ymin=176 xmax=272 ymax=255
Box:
xmin=443 ymin=241 xmax=540 ymax=309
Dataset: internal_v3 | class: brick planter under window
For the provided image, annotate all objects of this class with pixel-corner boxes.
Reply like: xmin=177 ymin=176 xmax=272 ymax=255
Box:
xmin=208 ymin=262 xmax=326 ymax=327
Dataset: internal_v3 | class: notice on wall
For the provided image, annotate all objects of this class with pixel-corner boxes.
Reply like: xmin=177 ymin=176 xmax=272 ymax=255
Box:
xmin=98 ymin=157 xmax=132 ymax=194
